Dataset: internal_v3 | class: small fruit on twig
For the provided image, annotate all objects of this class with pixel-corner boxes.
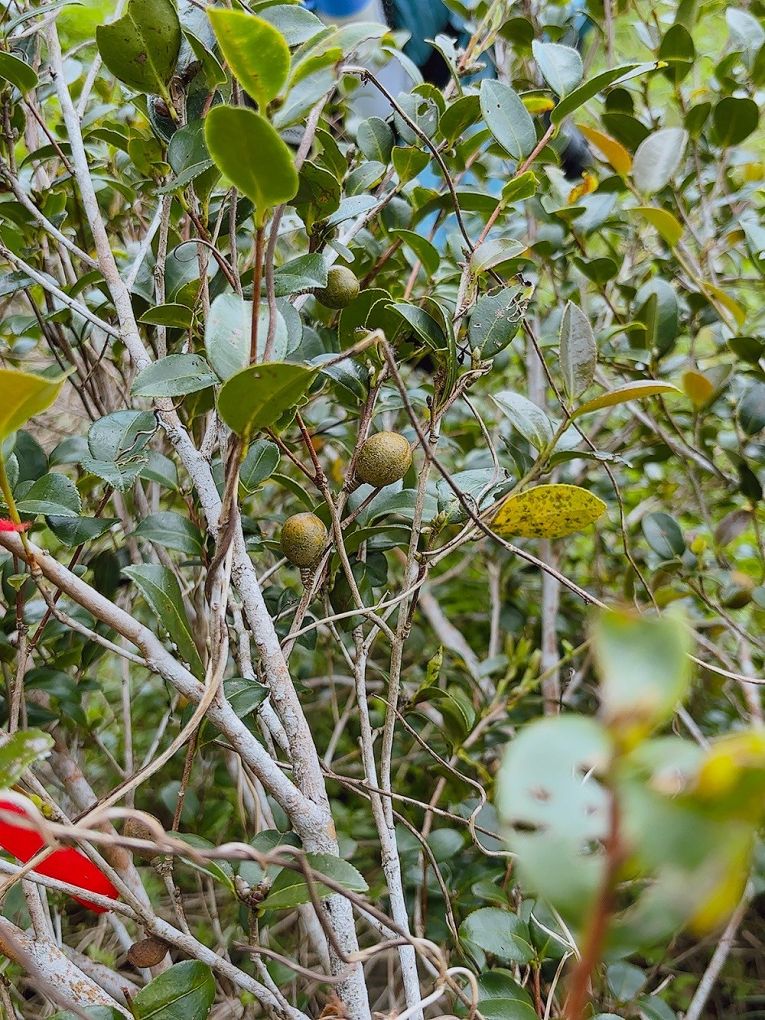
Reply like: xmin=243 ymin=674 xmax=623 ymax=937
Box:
xmin=128 ymin=936 xmax=169 ymax=968
xmin=355 ymin=432 xmax=412 ymax=488
xmin=280 ymin=512 xmax=328 ymax=568
xmin=314 ymin=266 xmax=359 ymax=309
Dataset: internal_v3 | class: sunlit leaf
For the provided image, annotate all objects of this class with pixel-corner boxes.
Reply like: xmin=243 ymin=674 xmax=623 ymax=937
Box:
xmin=492 ymin=484 xmax=606 ymax=539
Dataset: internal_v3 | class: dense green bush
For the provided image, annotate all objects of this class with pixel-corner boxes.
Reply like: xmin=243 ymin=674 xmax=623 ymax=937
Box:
xmin=0 ymin=1 xmax=762 ymax=1018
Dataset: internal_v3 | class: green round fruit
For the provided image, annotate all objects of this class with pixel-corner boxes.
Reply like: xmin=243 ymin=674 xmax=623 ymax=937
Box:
xmin=315 ymin=266 xmax=360 ymax=309
xmin=355 ymin=431 xmax=412 ymax=488
xmin=280 ymin=512 xmax=328 ymax=568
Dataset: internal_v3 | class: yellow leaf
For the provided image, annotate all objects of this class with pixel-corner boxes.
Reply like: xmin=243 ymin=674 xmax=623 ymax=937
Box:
xmin=572 ymin=380 xmax=679 ymax=419
xmin=567 ymin=171 xmax=598 ymax=204
xmin=492 ymin=484 xmax=606 ymax=540
xmin=523 ymin=95 xmax=555 ymax=115
xmin=629 ymin=206 xmax=683 ymax=247
xmin=0 ymin=368 xmax=65 ymax=442
xmin=576 ymin=123 xmax=633 ymax=174
xmin=704 ymin=282 xmax=746 ymax=327
xmin=682 ymin=369 xmax=715 ymax=408
xmin=688 ymin=847 xmax=749 ymax=935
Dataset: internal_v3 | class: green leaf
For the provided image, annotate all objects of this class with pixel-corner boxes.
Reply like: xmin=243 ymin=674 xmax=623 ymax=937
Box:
xmin=493 ymin=391 xmax=554 ymax=450
xmin=139 ymin=304 xmax=194 ymax=329
xmin=205 ymin=293 xmax=251 ymax=381
xmin=713 ymin=97 xmax=759 ymax=147
xmin=357 ymin=116 xmax=394 ymax=163
xmin=480 ymin=79 xmax=536 ymax=159
xmin=738 ymin=381 xmax=765 ymax=435
xmin=641 ymin=511 xmax=685 ymax=559
xmin=0 ymin=52 xmax=39 ymax=94
xmin=217 ymin=362 xmax=318 ymax=437
xmin=593 ymin=610 xmax=691 ymax=738
xmin=497 ymin=715 xmax=612 ymax=914
xmin=46 ymin=515 xmax=119 ymax=547
xmin=532 ymin=41 xmax=583 ymax=97
xmin=132 ymin=355 xmax=218 ymax=398
xmin=607 ymin=961 xmax=647 ymax=1002
xmin=224 ymin=677 xmax=268 ymax=719
xmin=123 ymin=564 xmax=204 ymax=678
xmin=16 ymin=472 xmax=81 ymax=518
xmin=492 ymin=484 xmax=606 ymax=539
xmin=183 ymin=29 xmax=226 ymax=89
xmin=261 ymin=853 xmax=368 ymax=910
xmin=0 ymin=730 xmax=54 ymax=789
xmin=632 ymin=128 xmax=688 ymax=195
xmin=96 ymin=0 xmax=181 ymax=95
xmin=469 ymin=289 xmax=525 ymax=359
xmin=134 ymin=512 xmax=204 ymax=556
xmin=392 ymin=145 xmax=429 ymax=184
xmin=559 ymin=300 xmax=596 ymax=400
xmin=258 ymin=4 xmax=324 ymax=47
xmin=208 ymin=8 xmax=290 ymax=111
xmin=572 ymin=381 xmax=679 ymax=419
xmin=390 ymin=229 xmax=440 ymax=277
xmin=459 ymin=908 xmax=535 ymax=966
xmin=0 ymin=368 xmax=65 ymax=442
xmin=205 ymin=106 xmax=298 ymax=226
xmin=387 ymin=302 xmax=446 ymax=352
xmin=658 ymin=23 xmax=695 ymax=83
xmin=240 ymin=440 xmax=280 ymax=492
xmin=52 ymin=1010 xmax=124 ymax=1020
xmin=634 ymin=279 xmax=679 ymax=354
xmin=551 ymin=62 xmax=659 ymax=126
xmin=132 ymin=961 xmax=215 ymax=1020
xmin=274 ymin=254 xmax=328 ymax=297
xmin=471 ymin=238 xmax=527 ymax=273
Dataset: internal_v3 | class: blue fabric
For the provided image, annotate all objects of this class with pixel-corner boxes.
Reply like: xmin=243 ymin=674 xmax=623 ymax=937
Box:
xmin=305 ymin=0 xmax=370 ymax=15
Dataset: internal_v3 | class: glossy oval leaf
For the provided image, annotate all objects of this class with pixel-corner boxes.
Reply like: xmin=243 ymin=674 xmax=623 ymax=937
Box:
xmin=551 ymin=62 xmax=659 ymax=126
xmin=460 ymin=907 xmax=535 ymax=966
xmin=572 ymin=380 xmax=679 ymax=419
xmin=205 ymin=106 xmax=298 ymax=225
xmin=713 ymin=97 xmax=759 ymax=147
xmin=632 ymin=128 xmax=688 ymax=195
xmin=0 ymin=52 xmax=38 ymax=94
xmin=559 ymin=301 xmax=596 ymax=400
xmin=133 ymin=512 xmax=204 ymax=556
xmin=261 ymin=853 xmax=368 ymax=911
xmin=132 ymin=961 xmax=215 ymax=1020
xmin=0 ymin=368 xmax=65 ymax=442
xmin=493 ymin=391 xmax=554 ymax=451
xmin=96 ymin=0 xmax=181 ymax=95
xmin=123 ymin=564 xmax=204 ymax=678
xmin=642 ymin=511 xmax=685 ymax=559
xmin=132 ymin=354 xmax=218 ymax=398
xmin=480 ymin=79 xmax=536 ymax=160
xmin=532 ymin=41 xmax=583 ymax=98
xmin=492 ymin=484 xmax=606 ymax=539
xmin=208 ymin=8 xmax=289 ymax=111
xmin=217 ymin=362 xmax=317 ymax=437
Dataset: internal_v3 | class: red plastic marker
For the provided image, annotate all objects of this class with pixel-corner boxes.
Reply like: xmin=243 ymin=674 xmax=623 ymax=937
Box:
xmin=0 ymin=799 xmax=119 ymax=912
xmin=0 ymin=520 xmax=29 ymax=532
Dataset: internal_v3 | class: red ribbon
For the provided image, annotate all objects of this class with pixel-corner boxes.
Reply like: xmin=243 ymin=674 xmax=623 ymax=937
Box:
xmin=0 ymin=799 xmax=119 ymax=912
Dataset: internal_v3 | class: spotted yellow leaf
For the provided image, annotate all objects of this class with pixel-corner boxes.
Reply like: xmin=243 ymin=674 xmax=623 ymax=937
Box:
xmin=492 ymin=484 xmax=607 ymax=540
xmin=576 ymin=123 xmax=633 ymax=175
